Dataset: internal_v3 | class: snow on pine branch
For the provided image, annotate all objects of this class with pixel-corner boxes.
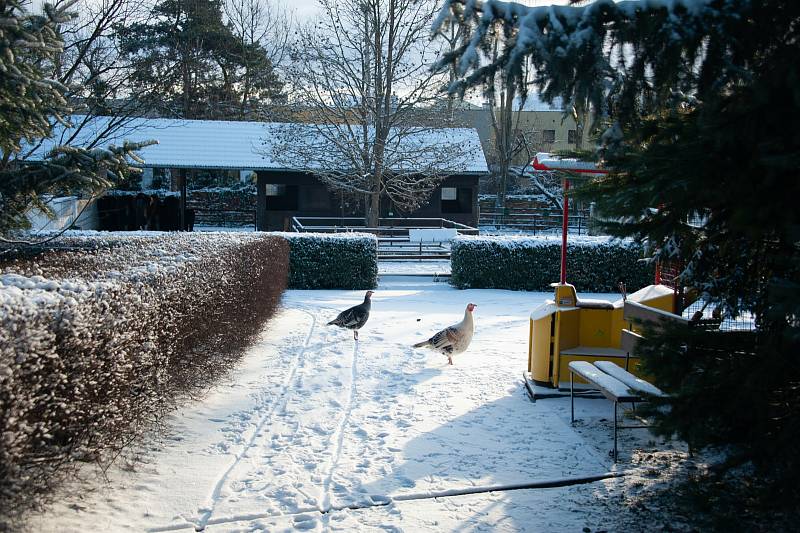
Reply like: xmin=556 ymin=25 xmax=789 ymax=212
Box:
xmin=433 ymin=0 xmax=733 ymax=141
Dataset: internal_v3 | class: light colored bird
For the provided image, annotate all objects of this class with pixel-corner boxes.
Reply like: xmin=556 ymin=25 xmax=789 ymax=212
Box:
xmin=327 ymin=291 xmax=374 ymax=340
xmin=413 ymin=303 xmax=476 ymax=365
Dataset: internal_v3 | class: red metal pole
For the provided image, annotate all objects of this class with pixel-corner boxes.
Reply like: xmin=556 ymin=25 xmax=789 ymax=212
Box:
xmin=560 ymin=178 xmax=570 ymax=284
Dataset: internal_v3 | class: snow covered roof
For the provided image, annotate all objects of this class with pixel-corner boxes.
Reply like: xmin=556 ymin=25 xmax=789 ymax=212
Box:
xmin=531 ymin=152 xmax=607 ymax=174
xmin=23 ymin=116 xmax=489 ymax=174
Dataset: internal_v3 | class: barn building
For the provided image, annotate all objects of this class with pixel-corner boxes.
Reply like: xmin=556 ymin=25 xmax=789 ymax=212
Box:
xmin=28 ymin=116 xmax=488 ymax=231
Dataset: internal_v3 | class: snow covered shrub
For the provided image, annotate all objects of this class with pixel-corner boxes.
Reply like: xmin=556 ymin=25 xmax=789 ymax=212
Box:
xmin=0 ymin=232 xmax=288 ymax=523
xmin=450 ymin=235 xmax=653 ymax=292
xmin=277 ymin=232 xmax=378 ymax=289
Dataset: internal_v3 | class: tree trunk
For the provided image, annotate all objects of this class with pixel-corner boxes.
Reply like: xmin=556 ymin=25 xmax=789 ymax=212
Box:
xmin=496 ymin=159 xmax=509 ymax=209
xmin=368 ymin=136 xmax=386 ymax=228
xmin=367 ymin=187 xmax=380 ymax=228
xmin=574 ymin=101 xmax=586 ymax=151
xmin=495 ymin=79 xmax=515 ymax=209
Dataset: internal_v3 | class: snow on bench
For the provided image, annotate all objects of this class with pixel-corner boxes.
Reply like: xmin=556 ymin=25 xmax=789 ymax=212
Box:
xmin=408 ymin=228 xmax=458 ymax=243
xmin=594 ymin=361 xmax=666 ymax=398
xmin=568 ymin=361 xmax=638 ymax=403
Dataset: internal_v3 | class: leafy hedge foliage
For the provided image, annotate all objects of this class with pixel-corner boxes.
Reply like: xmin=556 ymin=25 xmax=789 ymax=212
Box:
xmin=276 ymin=232 xmax=378 ymax=290
xmin=450 ymin=235 xmax=654 ymax=292
xmin=0 ymin=232 xmax=288 ymax=525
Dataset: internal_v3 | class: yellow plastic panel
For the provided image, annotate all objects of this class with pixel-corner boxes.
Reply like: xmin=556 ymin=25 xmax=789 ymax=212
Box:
xmin=530 ymin=316 xmax=553 ymax=381
xmin=553 ymin=284 xmax=578 ymax=307
xmin=553 ymin=309 xmax=579 ymax=386
xmin=609 ymin=307 xmax=626 ymax=346
xmin=577 ymin=308 xmax=614 ymax=348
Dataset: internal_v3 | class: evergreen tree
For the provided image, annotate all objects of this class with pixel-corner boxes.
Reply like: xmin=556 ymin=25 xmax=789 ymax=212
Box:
xmin=0 ymin=0 xmax=150 ymax=234
xmin=117 ymin=0 xmax=282 ymax=119
xmin=437 ymin=0 xmax=800 ymax=494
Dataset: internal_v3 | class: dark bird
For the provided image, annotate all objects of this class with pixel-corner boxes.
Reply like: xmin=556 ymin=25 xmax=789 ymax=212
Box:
xmin=327 ymin=291 xmax=374 ymax=340
xmin=413 ymin=303 xmax=476 ymax=365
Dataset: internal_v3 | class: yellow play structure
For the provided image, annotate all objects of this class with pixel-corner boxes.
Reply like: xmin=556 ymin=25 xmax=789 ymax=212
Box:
xmin=527 ymin=282 xmax=676 ymax=390
xmin=525 ymin=153 xmax=682 ymax=392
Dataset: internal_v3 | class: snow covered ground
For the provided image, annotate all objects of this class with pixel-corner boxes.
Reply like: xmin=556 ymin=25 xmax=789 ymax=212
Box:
xmin=30 ymin=276 xmax=692 ymax=532
xmin=378 ymin=260 xmax=451 ymax=276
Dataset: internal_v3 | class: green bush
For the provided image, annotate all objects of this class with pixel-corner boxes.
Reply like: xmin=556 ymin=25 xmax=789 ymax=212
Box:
xmin=277 ymin=232 xmax=378 ymax=289
xmin=450 ymin=235 xmax=654 ymax=292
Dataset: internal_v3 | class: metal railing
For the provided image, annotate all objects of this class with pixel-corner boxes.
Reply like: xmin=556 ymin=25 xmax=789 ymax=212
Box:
xmin=478 ymin=208 xmax=590 ymax=235
xmin=291 ymin=216 xmax=478 ymax=261
xmin=290 ymin=216 xmax=479 ymax=236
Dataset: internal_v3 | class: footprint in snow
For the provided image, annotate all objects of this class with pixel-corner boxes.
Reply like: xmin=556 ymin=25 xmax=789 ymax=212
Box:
xmin=292 ymin=514 xmax=317 ymax=530
xmin=396 ymin=476 xmax=415 ymax=488
xmin=311 ymin=423 xmax=330 ymax=435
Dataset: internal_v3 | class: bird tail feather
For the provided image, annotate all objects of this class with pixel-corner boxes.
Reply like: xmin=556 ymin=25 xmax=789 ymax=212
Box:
xmin=412 ymin=340 xmax=429 ymax=348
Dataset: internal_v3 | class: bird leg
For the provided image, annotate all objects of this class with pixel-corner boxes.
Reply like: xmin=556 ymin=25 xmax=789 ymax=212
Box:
xmin=447 ymin=356 xmax=453 ymax=365
xmin=354 ymin=330 xmax=358 ymax=341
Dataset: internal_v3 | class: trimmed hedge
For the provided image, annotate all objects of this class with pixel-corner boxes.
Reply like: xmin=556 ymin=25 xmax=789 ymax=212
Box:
xmin=450 ymin=235 xmax=654 ymax=292
xmin=275 ymin=232 xmax=378 ymax=290
xmin=0 ymin=232 xmax=288 ymax=525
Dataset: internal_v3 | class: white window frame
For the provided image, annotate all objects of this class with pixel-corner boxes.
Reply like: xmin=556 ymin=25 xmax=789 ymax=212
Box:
xmin=266 ymin=184 xmax=286 ymax=196
xmin=441 ymin=187 xmax=457 ymax=200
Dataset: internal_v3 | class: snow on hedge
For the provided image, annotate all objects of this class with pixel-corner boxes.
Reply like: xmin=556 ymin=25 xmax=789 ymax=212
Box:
xmin=0 ymin=231 xmax=289 ymax=521
xmin=454 ymin=234 xmax=631 ymax=248
xmin=273 ymin=232 xmax=378 ymax=289
xmin=451 ymin=234 xmax=653 ymax=292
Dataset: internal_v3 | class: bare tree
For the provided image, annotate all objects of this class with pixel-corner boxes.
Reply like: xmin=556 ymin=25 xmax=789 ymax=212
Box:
xmin=224 ymin=0 xmax=293 ymax=118
xmin=511 ymin=131 xmax=564 ymax=211
xmin=270 ymin=0 xmax=472 ymax=226
xmin=475 ymin=21 xmax=535 ymax=209
xmin=224 ymin=0 xmax=293 ymax=68
xmin=26 ymin=0 xmax=152 ymax=157
xmin=18 ymin=0 xmax=154 ymax=172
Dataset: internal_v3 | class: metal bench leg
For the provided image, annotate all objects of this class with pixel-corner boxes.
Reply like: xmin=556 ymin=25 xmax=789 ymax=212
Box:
xmin=570 ymin=371 xmax=575 ymax=424
xmin=613 ymin=401 xmax=618 ymax=461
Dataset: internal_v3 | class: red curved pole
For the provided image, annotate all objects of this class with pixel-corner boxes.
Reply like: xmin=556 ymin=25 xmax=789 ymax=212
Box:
xmin=560 ymin=179 xmax=570 ymax=284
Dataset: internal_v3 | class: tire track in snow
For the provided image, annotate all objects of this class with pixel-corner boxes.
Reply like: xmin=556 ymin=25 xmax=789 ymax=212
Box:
xmin=319 ymin=339 xmax=359 ymax=515
xmin=193 ymin=308 xmax=319 ymax=531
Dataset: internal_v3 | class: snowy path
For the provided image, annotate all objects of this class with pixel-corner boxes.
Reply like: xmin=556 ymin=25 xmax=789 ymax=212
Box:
xmin=31 ymin=277 xmax=668 ymax=532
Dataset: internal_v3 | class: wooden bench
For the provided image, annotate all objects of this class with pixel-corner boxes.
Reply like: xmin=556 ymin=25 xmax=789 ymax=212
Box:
xmin=568 ymin=360 xmax=666 ymax=460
